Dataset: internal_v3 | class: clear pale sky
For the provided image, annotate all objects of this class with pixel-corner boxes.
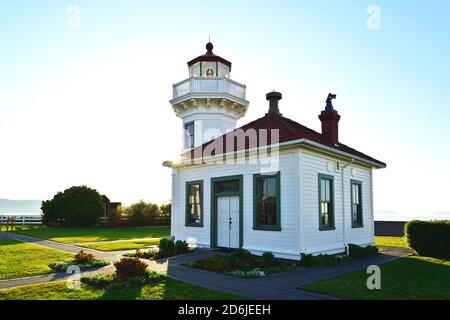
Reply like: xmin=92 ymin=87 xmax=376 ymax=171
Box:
xmin=1 ymin=1 xmax=449 ymax=219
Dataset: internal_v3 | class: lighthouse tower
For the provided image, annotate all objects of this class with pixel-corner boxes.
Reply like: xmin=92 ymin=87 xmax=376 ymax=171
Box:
xmin=170 ymin=42 xmax=249 ymax=150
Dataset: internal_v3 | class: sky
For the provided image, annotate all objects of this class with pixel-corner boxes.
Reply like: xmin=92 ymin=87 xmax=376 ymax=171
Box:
xmin=0 ymin=0 xmax=449 ymax=219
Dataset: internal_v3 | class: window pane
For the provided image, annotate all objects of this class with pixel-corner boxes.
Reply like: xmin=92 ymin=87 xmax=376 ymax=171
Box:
xmin=214 ymin=180 xmax=239 ymax=193
xmin=320 ymin=179 xmax=326 ymax=201
xmin=185 ymin=123 xmax=194 ymax=148
xmin=257 ymin=176 xmax=278 ymax=226
xmin=187 ymin=183 xmax=202 ymax=224
xmin=319 ymin=176 xmax=333 ymax=228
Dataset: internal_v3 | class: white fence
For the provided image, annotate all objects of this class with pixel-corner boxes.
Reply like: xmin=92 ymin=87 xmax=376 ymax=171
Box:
xmin=0 ymin=215 xmax=42 ymax=225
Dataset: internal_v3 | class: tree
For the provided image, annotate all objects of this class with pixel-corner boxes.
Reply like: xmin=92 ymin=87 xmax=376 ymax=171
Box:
xmin=41 ymin=186 xmax=104 ymax=227
xmin=123 ymin=201 xmax=160 ymax=226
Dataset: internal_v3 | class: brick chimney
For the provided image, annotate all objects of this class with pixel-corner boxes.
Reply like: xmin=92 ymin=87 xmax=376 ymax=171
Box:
xmin=266 ymin=91 xmax=282 ymax=115
xmin=319 ymin=93 xmax=341 ymax=144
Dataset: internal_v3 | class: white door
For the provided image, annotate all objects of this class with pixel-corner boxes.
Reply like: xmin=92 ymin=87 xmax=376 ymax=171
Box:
xmin=217 ymin=196 xmax=240 ymax=248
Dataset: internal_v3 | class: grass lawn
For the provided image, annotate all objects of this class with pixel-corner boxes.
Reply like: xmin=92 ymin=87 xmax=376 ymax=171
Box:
xmin=11 ymin=225 xmax=170 ymax=243
xmin=0 ymin=240 xmax=73 ymax=280
xmin=80 ymin=238 xmax=160 ymax=251
xmin=301 ymin=256 xmax=450 ymax=300
xmin=0 ymin=279 xmax=244 ymax=300
xmin=375 ymin=236 xmax=408 ymax=248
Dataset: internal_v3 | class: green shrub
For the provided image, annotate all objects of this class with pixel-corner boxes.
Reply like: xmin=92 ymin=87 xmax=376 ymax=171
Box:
xmin=299 ymin=253 xmax=314 ymax=267
xmin=74 ymin=251 xmax=95 ymax=264
xmin=174 ymin=240 xmax=189 ymax=255
xmin=229 ymin=249 xmax=254 ymax=271
xmin=348 ymin=243 xmax=379 ymax=259
xmin=405 ymin=220 xmax=450 ymax=259
xmin=114 ymin=257 xmax=148 ymax=279
xmin=300 ymin=252 xmax=351 ymax=267
xmin=41 ymin=186 xmax=104 ymax=227
xmin=125 ymin=249 xmax=159 ymax=260
xmin=262 ymin=251 xmax=275 ymax=267
xmin=158 ymin=238 xmax=175 ymax=258
xmin=366 ymin=245 xmax=379 ymax=256
xmin=201 ymin=255 xmax=231 ymax=272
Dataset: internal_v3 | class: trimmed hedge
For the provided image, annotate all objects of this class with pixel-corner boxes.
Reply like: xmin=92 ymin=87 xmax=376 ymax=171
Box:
xmin=405 ymin=220 xmax=450 ymax=259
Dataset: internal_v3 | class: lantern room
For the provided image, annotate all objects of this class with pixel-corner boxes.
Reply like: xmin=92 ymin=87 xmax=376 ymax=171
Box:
xmin=187 ymin=42 xmax=231 ymax=78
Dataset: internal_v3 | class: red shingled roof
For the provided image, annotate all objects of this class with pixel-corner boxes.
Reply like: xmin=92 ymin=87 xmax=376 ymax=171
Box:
xmin=184 ymin=111 xmax=386 ymax=168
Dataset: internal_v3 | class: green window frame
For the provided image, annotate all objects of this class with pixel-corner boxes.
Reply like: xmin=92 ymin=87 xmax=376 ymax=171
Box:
xmin=185 ymin=180 xmax=203 ymax=227
xmin=318 ymin=174 xmax=335 ymax=230
xmin=351 ymin=180 xmax=363 ymax=228
xmin=253 ymin=172 xmax=281 ymax=231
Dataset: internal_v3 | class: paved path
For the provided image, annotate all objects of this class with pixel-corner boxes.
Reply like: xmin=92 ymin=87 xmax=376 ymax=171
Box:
xmin=0 ymin=232 xmax=410 ymax=300
xmin=151 ymin=247 xmax=410 ymax=300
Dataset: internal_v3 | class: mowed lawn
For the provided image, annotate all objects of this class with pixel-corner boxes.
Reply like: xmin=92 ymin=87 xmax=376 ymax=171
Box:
xmin=80 ymin=238 xmax=160 ymax=251
xmin=0 ymin=279 xmax=244 ymax=300
xmin=375 ymin=236 xmax=408 ymax=248
xmin=301 ymin=256 xmax=450 ymax=300
xmin=11 ymin=225 xmax=170 ymax=244
xmin=0 ymin=240 xmax=73 ymax=280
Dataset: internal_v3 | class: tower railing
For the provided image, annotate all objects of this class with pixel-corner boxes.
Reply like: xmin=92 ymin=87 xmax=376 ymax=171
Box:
xmin=173 ymin=77 xmax=246 ymax=100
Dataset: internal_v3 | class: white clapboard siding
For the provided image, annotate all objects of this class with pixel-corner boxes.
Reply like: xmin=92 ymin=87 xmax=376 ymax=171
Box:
xmin=173 ymin=150 xmax=300 ymax=259
xmin=299 ymin=149 xmax=374 ymax=255
xmin=172 ymin=146 xmax=375 ymax=260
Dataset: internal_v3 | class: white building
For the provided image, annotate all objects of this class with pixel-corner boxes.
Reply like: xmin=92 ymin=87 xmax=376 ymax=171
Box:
xmin=164 ymin=42 xmax=386 ymax=260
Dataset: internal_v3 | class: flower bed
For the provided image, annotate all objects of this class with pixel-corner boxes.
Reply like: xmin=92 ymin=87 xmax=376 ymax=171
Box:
xmin=185 ymin=249 xmax=298 ymax=279
xmin=48 ymin=251 xmax=109 ymax=272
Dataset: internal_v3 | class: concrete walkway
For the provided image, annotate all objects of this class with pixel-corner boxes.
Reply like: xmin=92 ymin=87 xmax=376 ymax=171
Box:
xmin=0 ymin=232 xmax=410 ymax=300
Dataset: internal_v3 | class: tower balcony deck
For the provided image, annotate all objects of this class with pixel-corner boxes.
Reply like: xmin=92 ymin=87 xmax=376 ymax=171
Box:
xmin=172 ymin=77 xmax=247 ymax=102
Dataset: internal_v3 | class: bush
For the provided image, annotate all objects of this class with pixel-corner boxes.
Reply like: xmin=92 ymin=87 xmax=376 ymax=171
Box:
xmin=201 ymin=256 xmax=231 ymax=272
xmin=158 ymin=238 xmax=175 ymax=258
xmin=41 ymin=186 xmax=104 ymax=227
xmin=174 ymin=240 xmax=189 ymax=255
xmin=114 ymin=258 xmax=148 ymax=279
xmin=300 ymin=252 xmax=351 ymax=267
xmin=74 ymin=251 xmax=95 ymax=264
xmin=125 ymin=249 xmax=159 ymax=260
xmin=405 ymin=220 xmax=450 ymax=259
xmin=229 ymin=249 xmax=254 ymax=271
xmin=262 ymin=251 xmax=275 ymax=267
xmin=299 ymin=253 xmax=314 ymax=267
xmin=348 ymin=244 xmax=379 ymax=259
xmin=122 ymin=201 xmax=161 ymax=227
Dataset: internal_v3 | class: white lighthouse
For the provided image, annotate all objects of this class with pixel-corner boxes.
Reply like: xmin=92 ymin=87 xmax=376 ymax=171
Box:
xmin=170 ymin=42 xmax=249 ymax=150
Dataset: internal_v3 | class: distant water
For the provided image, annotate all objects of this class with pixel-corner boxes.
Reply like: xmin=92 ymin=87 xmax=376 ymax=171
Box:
xmin=375 ymin=211 xmax=450 ymax=222
xmin=0 ymin=212 xmax=41 ymax=216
